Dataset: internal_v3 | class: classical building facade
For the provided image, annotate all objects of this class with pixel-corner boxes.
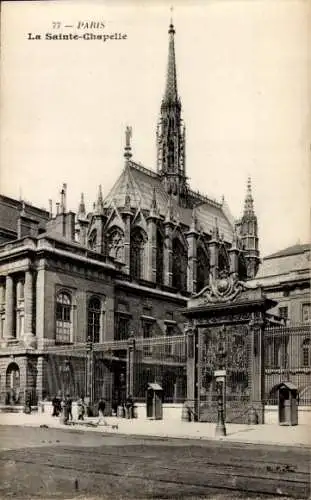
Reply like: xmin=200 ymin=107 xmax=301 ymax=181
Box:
xmin=250 ymin=243 xmax=310 ymax=326
xmin=0 ymin=21 xmax=264 ymax=407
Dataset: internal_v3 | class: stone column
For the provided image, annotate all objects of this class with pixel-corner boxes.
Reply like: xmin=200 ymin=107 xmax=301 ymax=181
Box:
xmin=163 ymin=223 xmax=173 ymax=287
xmin=185 ymin=322 xmax=198 ymax=420
xmin=0 ymin=282 xmax=5 ymax=339
xmin=36 ymin=356 xmax=44 ymax=402
xmin=146 ymin=216 xmax=158 ymax=282
xmin=186 ymin=231 xmax=198 ymax=294
xmin=209 ymin=239 xmax=219 ymax=280
xmin=126 ymin=337 xmax=135 ymax=397
xmin=24 ymin=270 xmax=34 ymax=335
xmin=4 ymin=275 xmax=14 ymax=339
xmin=249 ymin=314 xmax=265 ymax=422
xmin=122 ymin=211 xmax=132 ymax=275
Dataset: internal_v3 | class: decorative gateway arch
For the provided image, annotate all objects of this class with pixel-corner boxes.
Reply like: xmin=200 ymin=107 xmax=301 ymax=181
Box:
xmin=182 ymin=272 xmax=276 ymax=424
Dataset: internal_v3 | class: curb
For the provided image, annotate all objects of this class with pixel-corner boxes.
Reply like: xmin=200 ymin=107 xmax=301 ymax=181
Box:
xmin=0 ymin=420 xmax=310 ymax=449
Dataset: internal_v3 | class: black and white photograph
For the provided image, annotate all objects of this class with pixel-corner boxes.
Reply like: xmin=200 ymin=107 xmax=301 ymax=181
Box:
xmin=0 ymin=1 xmax=310 ymax=498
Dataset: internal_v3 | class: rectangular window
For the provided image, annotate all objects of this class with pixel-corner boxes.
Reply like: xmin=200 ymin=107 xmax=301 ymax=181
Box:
xmin=302 ymin=303 xmax=311 ymax=324
xmin=142 ymin=320 xmax=153 ymax=356
xmin=278 ymin=306 xmax=288 ymax=320
xmin=165 ymin=324 xmax=175 ymax=356
xmin=115 ymin=315 xmax=130 ymax=341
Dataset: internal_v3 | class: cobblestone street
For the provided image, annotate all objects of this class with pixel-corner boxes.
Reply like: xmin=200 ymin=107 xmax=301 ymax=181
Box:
xmin=0 ymin=425 xmax=309 ymax=499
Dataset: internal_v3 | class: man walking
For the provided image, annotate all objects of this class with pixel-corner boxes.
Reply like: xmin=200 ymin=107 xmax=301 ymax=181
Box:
xmin=98 ymin=398 xmax=106 ymax=425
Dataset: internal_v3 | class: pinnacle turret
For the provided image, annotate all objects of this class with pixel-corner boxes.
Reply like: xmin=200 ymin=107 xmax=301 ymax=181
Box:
xmin=77 ymin=192 xmax=87 ymax=220
xmin=95 ymin=185 xmax=104 ymax=214
xmin=243 ymin=177 xmax=254 ymax=217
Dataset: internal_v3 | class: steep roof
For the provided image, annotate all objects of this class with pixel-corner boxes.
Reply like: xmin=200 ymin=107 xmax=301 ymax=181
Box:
xmin=265 ymin=243 xmax=310 ymax=260
xmin=253 ymin=243 xmax=310 ymax=286
xmin=103 ymin=161 xmax=234 ymax=242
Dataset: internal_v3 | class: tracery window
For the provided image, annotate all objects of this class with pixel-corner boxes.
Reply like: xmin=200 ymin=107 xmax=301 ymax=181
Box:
xmin=172 ymin=238 xmax=187 ymax=291
xmin=107 ymin=228 xmax=124 ymax=261
xmin=218 ymin=245 xmax=229 ymax=274
xmin=130 ymin=229 xmax=145 ymax=280
xmin=87 ymin=297 xmax=101 ymax=343
xmin=196 ymin=246 xmax=209 ymax=292
xmin=88 ymin=229 xmax=97 ymax=251
xmin=156 ymin=229 xmax=164 ymax=286
xmin=56 ymin=292 xmax=72 ymax=344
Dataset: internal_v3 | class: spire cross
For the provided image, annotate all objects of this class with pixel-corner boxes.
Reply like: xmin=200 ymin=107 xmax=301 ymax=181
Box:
xmin=124 ymin=125 xmax=133 ymax=161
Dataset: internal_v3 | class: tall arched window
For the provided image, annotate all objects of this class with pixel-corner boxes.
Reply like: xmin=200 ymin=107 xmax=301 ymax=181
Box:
xmin=302 ymin=338 xmax=311 ymax=367
xmin=107 ymin=228 xmax=124 ymax=262
xmin=172 ymin=238 xmax=187 ymax=291
xmin=218 ymin=245 xmax=229 ymax=274
xmin=88 ymin=297 xmax=101 ymax=343
xmin=88 ymin=229 xmax=97 ymax=251
xmin=197 ymin=246 xmax=209 ymax=292
xmin=56 ymin=292 xmax=72 ymax=344
xmin=130 ymin=229 xmax=145 ymax=280
xmin=156 ymin=229 xmax=164 ymax=286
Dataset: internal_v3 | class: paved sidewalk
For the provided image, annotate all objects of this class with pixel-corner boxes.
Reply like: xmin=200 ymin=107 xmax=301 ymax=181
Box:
xmin=0 ymin=411 xmax=310 ymax=448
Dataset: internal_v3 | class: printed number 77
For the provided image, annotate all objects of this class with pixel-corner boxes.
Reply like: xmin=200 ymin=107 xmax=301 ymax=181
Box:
xmin=52 ymin=22 xmax=61 ymax=29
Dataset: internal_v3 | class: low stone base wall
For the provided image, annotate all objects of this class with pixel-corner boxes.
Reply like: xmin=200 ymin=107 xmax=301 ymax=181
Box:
xmin=198 ymin=401 xmax=264 ymax=424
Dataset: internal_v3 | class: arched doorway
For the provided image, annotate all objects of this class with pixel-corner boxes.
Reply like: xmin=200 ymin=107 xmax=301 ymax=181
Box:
xmin=6 ymin=362 xmax=20 ymax=405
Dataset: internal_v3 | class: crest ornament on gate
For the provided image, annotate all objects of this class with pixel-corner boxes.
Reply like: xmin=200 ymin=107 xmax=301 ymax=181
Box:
xmin=193 ymin=270 xmax=254 ymax=304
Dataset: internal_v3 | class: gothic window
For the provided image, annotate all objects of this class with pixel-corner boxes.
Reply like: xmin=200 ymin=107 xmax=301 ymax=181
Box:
xmin=130 ymin=229 xmax=145 ymax=280
xmin=172 ymin=238 xmax=187 ymax=291
xmin=88 ymin=229 xmax=97 ymax=251
xmin=107 ymin=228 xmax=124 ymax=262
xmin=56 ymin=292 xmax=72 ymax=344
xmin=218 ymin=245 xmax=229 ymax=274
xmin=156 ymin=229 xmax=164 ymax=286
xmin=197 ymin=246 xmax=209 ymax=292
xmin=87 ymin=297 xmax=101 ymax=343
xmin=302 ymin=339 xmax=311 ymax=367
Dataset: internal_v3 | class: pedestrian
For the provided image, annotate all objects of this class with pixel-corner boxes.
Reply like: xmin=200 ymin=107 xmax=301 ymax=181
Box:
xmin=52 ymin=395 xmax=58 ymax=416
xmin=97 ymin=398 xmax=106 ymax=424
xmin=66 ymin=394 xmax=73 ymax=421
xmin=77 ymin=396 xmax=85 ymax=421
xmin=125 ymin=394 xmax=134 ymax=419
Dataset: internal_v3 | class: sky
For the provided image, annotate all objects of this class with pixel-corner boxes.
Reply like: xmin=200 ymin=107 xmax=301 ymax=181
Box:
xmin=1 ymin=0 xmax=310 ymax=256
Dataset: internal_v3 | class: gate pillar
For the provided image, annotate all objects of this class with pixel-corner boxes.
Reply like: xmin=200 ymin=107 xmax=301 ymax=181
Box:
xmin=249 ymin=314 xmax=265 ymax=420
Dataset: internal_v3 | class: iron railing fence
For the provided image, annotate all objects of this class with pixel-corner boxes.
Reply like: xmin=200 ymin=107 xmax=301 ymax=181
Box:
xmin=9 ymin=325 xmax=308 ymax=406
xmin=264 ymin=324 xmax=311 ymax=405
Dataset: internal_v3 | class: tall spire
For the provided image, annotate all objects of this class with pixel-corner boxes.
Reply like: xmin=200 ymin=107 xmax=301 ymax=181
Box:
xmin=243 ymin=177 xmax=254 ymax=216
xmin=157 ymin=16 xmax=187 ymax=207
xmin=163 ymin=17 xmax=178 ymax=104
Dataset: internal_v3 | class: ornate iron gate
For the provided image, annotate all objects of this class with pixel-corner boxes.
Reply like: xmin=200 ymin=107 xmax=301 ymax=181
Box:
xmin=197 ymin=324 xmax=251 ymax=422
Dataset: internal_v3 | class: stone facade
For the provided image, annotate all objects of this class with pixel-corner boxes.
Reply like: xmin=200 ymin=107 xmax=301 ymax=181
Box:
xmin=0 ymin=21 xmax=262 ymax=407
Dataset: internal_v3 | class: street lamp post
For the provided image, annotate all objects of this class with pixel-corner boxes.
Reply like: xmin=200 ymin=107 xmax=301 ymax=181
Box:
xmin=61 ymin=357 xmax=71 ymax=399
xmin=87 ymin=334 xmax=94 ymax=408
xmin=215 ymin=327 xmax=227 ymax=437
